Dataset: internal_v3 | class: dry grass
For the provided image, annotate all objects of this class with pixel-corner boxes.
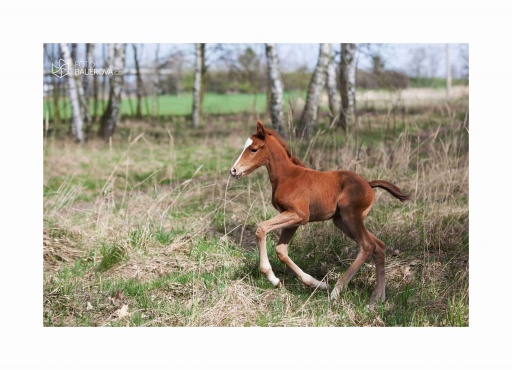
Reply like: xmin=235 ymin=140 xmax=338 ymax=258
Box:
xmin=43 ymin=91 xmax=468 ymax=326
xmin=43 ymin=227 xmax=83 ymax=270
xmin=356 ymin=86 xmax=469 ymax=108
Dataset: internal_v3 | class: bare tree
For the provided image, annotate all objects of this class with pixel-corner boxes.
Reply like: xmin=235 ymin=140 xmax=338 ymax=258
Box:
xmin=265 ymin=43 xmax=286 ymax=137
xmin=71 ymin=43 xmax=78 ymax=63
xmin=92 ymin=59 xmax=99 ymax=122
xmin=100 ymin=44 xmax=112 ymax=117
xmin=152 ymin=44 xmax=160 ymax=124
xmin=200 ymin=44 xmax=206 ymax=115
xmin=60 ymin=43 xmax=84 ymax=142
xmin=191 ymin=43 xmax=204 ymax=128
xmin=325 ymin=43 xmax=340 ymax=123
xmin=339 ymin=43 xmax=356 ymax=130
xmin=99 ymin=43 xmax=126 ymax=139
xmin=298 ymin=43 xmax=330 ymax=139
xmin=427 ymin=48 xmax=440 ymax=79
xmin=239 ymin=47 xmax=262 ymax=112
xmin=70 ymin=43 xmax=91 ymax=125
xmin=69 ymin=44 xmax=92 ymax=130
xmin=82 ymin=43 xmax=95 ymax=133
xmin=44 ymin=44 xmax=61 ymax=124
xmin=132 ymin=43 xmax=144 ymax=119
xmin=409 ymin=46 xmax=427 ymax=80
xmin=70 ymin=45 xmax=91 ymax=130
xmin=83 ymin=43 xmax=94 ymax=98
xmin=237 ymin=47 xmax=260 ymax=94
xmin=446 ymin=43 xmax=452 ymax=102
xmin=459 ymin=44 xmax=469 ymax=81
xmin=170 ymin=50 xmax=186 ymax=95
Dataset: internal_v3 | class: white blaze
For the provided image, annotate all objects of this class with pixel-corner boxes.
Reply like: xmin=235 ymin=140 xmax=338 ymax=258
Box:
xmin=233 ymin=138 xmax=253 ymax=168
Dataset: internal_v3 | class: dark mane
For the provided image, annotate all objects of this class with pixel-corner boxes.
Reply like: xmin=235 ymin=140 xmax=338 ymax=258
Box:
xmin=265 ymin=128 xmax=307 ymax=168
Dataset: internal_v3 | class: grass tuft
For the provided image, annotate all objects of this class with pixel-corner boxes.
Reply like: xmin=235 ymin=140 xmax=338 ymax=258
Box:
xmin=97 ymin=242 xmax=128 ymax=272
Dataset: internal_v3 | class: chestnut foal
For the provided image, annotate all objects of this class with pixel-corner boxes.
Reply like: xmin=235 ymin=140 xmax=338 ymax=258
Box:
xmin=230 ymin=121 xmax=410 ymax=304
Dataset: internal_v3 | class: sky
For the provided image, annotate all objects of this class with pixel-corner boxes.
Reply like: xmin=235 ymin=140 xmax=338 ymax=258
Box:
xmin=45 ymin=43 xmax=469 ymax=79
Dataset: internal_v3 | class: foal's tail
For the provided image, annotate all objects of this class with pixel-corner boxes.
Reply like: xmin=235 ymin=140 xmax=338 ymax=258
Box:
xmin=369 ymin=180 xmax=411 ymax=202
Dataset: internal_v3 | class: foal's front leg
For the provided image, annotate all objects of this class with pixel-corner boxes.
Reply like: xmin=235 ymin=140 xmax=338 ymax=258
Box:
xmin=256 ymin=211 xmax=302 ymax=287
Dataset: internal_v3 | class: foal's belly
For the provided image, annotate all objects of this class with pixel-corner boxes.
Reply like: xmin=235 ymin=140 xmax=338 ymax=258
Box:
xmin=273 ymin=171 xmax=341 ymax=222
xmin=307 ymin=197 xmax=338 ymax=222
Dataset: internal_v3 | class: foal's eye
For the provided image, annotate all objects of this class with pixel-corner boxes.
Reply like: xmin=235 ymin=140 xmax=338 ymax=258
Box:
xmin=250 ymin=148 xmax=258 ymax=153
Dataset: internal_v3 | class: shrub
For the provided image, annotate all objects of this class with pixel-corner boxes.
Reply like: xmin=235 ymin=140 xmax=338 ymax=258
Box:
xmin=357 ymin=69 xmax=409 ymax=90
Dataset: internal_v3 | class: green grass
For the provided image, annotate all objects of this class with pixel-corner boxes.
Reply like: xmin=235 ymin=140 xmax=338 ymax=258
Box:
xmin=43 ymin=91 xmax=307 ymax=121
xmin=408 ymin=77 xmax=468 ymax=88
xmin=97 ymin=242 xmax=127 ymax=272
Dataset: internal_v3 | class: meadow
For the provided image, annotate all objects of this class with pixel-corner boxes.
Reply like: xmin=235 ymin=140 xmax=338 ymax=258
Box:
xmin=42 ymin=85 xmax=468 ymax=121
xmin=43 ymin=91 xmax=306 ymax=120
xmin=43 ymin=90 xmax=469 ymax=326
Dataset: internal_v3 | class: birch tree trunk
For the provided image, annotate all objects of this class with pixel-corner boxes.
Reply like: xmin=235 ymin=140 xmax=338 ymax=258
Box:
xmin=71 ymin=43 xmax=77 ymax=63
xmin=445 ymin=43 xmax=452 ymax=102
xmin=191 ymin=43 xmax=204 ymax=128
xmin=83 ymin=43 xmax=94 ymax=133
xmin=69 ymin=43 xmax=91 ymax=128
xmin=200 ymin=44 xmax=206 ymax=116
xmin=325 ymin=43 xmax=340 ymax=123
xmin=45 ymin=43 xmax=61 ymax=124
xmin=175 ymin=58 xmax=183 ymax=96
xmin=92 ymin=63 xmax=99 ymax=122
xmin=298 ymin=43 xmax=330 ymax=139
xmin=132 ymin=43 xmax=143 ymax=119
xmin=339 ymin=43 xmax=356 ymax=131
xmin=152 ymin=44 xmax=160 ymax=125
xmin=70 ymin=44 xmax=92 ymax=134
xmin=60 ymin=43 xmax=84 ymax=143
xmin=101 ymin=44 xmax=110 ymax=117
xmin=99 ymin=43 xmax=126 ymax=139
xmin=70 ymin=42 xmax=90 ymax=125
xmin=76 ymin=80 xmax=91 ymax=126
xmin=83 ymin=43 xmax=94 ymax=100
xmin=265 ymin=43 xmax=286 ymax=137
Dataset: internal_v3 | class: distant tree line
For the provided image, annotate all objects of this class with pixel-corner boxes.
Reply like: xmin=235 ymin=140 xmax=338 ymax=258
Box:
xmin=43 ymin=43 xmax=459 ymax=143
xmin=159 ymin=57 xmax=410 ymax=95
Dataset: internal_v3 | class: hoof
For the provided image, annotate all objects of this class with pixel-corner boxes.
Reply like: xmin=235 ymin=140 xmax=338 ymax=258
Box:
xmin=268 ymin=273 xmax=281 ymax=288
xmin=369 ymin=290 xmax=385 ymax=306
xmin=275 ymin=280 xmax=283 ymax=288
xmin=329 ymin=287 xmax=341 ymax=301
xmin=317 ymin=281 xmax=328 ymax=290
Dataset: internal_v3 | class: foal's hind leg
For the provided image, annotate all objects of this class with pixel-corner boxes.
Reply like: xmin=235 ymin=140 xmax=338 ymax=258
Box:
xmin=332 ymin=215 xmax=354 ymax=241
xmin=330 ymin=213 xmax=374 ymax=301
xmin=331 ymin=214 xmax=387 ymax=304
xmin=276 ymin=227 xmax=327 ymax=289
xmin=369 ymin=233 xmax=386 ymax=304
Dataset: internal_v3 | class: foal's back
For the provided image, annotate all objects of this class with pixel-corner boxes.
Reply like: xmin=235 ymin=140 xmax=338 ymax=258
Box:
xmin=273 ymin=166 xmax=375 ymax=223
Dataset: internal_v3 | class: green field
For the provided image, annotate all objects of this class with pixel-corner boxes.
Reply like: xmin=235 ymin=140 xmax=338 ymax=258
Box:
xmin=43 ymin=91 xmax=307 ymax=121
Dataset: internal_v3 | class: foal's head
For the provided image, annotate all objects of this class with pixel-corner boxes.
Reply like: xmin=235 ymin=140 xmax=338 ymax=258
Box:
xmin=230 ymin=120 xmax=270 ymax=180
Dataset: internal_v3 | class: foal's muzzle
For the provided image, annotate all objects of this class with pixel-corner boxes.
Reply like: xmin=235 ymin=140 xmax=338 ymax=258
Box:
xmin=230 ymin=167 xmax=243 ymax=180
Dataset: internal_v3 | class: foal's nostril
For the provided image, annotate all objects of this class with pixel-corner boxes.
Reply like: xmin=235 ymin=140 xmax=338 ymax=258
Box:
xmin=230 ymin=168 xmax=236 ymax=176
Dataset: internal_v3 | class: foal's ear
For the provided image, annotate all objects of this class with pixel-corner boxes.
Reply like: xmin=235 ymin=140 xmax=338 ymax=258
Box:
xmin=256 ymin=120 xmax=266 ymax=139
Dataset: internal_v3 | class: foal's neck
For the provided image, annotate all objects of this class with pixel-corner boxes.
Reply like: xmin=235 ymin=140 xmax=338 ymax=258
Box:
xmin=265 ymin=136 xmax=296 ymax=188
